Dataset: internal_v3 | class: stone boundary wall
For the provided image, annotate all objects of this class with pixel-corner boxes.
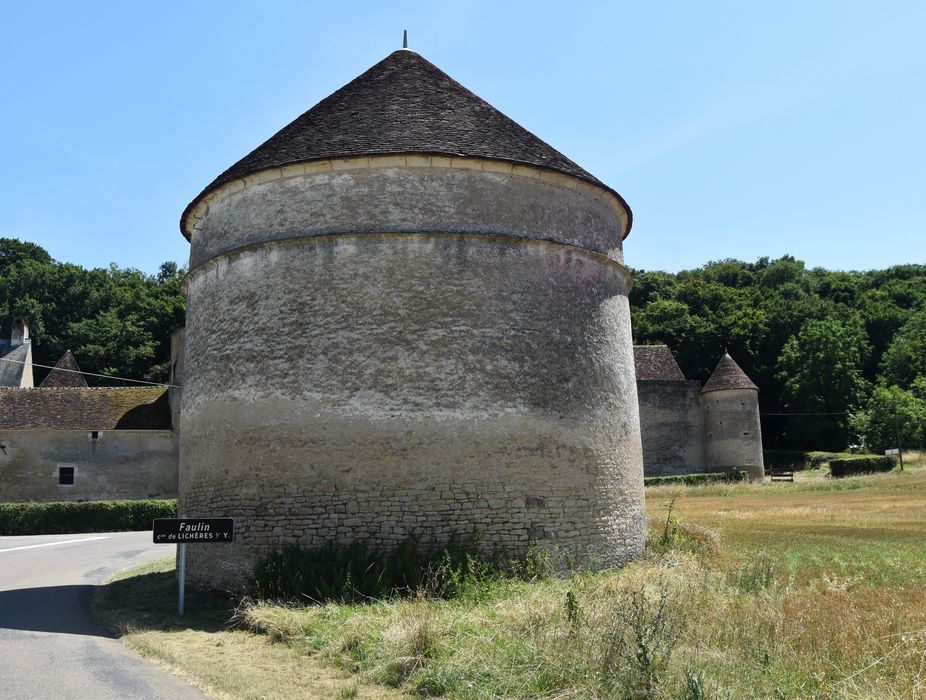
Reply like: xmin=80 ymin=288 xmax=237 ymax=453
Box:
xmin=636 ymin=380 xmax=707 ymax=476
xmin=0 ymin=430 xmax=177 ymax=502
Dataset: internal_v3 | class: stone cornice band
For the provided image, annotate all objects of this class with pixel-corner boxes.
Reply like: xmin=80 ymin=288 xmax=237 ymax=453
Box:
xmin=181 ymin=155 xmax=632 ymax=242
xmin=182 ymin=232 xmax=633 ymax=296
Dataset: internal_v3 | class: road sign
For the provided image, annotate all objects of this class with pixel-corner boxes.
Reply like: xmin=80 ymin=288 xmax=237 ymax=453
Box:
xmin=153 ymin=518 xmax=234 ymax=544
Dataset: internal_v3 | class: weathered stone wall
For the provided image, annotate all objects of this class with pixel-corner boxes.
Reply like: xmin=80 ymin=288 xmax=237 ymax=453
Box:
xmin=180 ymin=158 xmax=644 ymax=589
xmin=185 ymin=156 xmax=630 ymax=264
xmin=702 ymin=388 xmax=765 ymax=481
xmin=636 ymin=380 xmax=707 ymax=476
xmin=169 ymin=327 xmax=185 ymax=454
xmin=0 ymin=430 xmax=177 ymax=502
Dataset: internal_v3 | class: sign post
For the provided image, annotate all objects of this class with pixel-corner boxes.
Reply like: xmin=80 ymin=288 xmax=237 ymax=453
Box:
xmin=153 ymin=516 xmax=234 ymax=616
xmin=177 ymin=538 xmax=186 ymax=615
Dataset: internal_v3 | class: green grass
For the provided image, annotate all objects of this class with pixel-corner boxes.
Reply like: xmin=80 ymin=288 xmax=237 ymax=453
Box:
xmin=92 ymin=559 xmax=406 ymax=699
xmin=91 ymin=557 xmax=233 ymax=633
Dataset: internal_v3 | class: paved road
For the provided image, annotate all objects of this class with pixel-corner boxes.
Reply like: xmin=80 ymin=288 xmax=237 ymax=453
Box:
xmin=0 ymin=532 xmax=207 ymax=699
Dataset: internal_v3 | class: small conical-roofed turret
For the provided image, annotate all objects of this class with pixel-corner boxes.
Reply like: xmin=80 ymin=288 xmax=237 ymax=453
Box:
xmin=701 ymin=353 xmax=758 ymax=394
xmin=701 ymin=352 xmax=764 ymax=481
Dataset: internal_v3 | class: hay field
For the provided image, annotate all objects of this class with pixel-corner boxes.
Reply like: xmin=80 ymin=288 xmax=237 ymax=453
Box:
xmin=97 ymin=455 xmax=926 ymax=699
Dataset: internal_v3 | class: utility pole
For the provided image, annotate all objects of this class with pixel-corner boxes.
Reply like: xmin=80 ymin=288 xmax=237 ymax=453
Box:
xmin=893 ymin=405 xmax=904 ymax=472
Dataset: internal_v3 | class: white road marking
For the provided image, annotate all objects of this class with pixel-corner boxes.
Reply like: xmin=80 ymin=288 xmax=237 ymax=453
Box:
xmin=0 ymin=536 xmax=110 ymax=553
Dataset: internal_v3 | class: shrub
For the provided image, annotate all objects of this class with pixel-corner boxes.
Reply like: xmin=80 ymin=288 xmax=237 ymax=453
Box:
xmin=829 ymin=456 xmax=894 ymax=478
xmin=763 ymin=450 xmax=810 ymax=470
xmin=806 ymin=451 xmax=838 ymax=467
xmin=727 ymin=552 xmax=778 ymax=592
xmin=252 ymin=538 xmax=552 ymax=603
xmin=647 ymin=507 xmax=723 ymax=559
xmin=597 ymin=579 xmax=686 ymax=696
xmin=0 ymin=499 xmax=176 ymax=535
xmin=644 ymin=471 xmax=747 ymax=487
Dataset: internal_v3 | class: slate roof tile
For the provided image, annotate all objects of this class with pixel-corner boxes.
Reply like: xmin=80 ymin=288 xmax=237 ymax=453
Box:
xmin=633 ymin=345 xmax=687 ymax=381
xmin=0 ymin=387 xmax=171 ymax=430
xmin=38 ymin=350 xmax=88 ymax=388
xmin=701 ymin=354 xmax=758 ymax=393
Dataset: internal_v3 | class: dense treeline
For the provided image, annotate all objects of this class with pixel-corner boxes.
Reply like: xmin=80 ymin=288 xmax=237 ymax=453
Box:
xmin=2 ymin=238 xmax=924 ymax=452
xmin=630 ymin=256 xmax=926 ymax=452
xmin=0 ymin=238 xmax=185 ymax=384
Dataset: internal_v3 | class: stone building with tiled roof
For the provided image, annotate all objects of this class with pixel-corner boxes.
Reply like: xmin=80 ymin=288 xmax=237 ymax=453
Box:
xmin=634 ymin=345 xmax=764 ymax=480
xmin=0 ymin=320 xmax=177 ymax=502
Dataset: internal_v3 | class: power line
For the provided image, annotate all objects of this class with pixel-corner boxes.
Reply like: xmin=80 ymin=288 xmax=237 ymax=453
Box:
xmin=762 ymin=411 xmax=848 ymax=416
xmin=0 ymin=355 xmax=180 ymax=389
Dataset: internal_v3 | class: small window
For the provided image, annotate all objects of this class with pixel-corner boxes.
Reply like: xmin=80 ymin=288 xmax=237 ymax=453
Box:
xmin=90 ymin=431 xmax=99 ymax=440
xmin=58 ymin=467 xmax=75 ymax=485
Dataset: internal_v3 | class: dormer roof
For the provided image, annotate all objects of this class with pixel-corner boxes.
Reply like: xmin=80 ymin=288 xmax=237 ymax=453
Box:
xmin=39 ymin=350 xmax=89 ymax=388
xmin=701 ymin=353 xmax=758 ymax=394
xmin=181 ymin=49 xmax=631 ymax=239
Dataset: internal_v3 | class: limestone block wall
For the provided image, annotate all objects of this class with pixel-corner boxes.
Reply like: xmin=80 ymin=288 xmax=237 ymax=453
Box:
xmin=636 ymin=380 xmax=707 ymax=476
xmin=0 ymin=430 xmax=177 ymax=502
xmin=180 ymin=157 xmax=644 ymax=590
xmin=702 ymin=388 xmax=765 ymax=481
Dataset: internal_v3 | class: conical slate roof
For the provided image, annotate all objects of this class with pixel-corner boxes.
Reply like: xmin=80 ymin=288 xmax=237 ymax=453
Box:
xmin=39 ymin=350 xmax=89 ymax=388
xmin=182 ymin=49 xmax=631 ymax=238
xmin=701 ymin=353 xmax=758 ymax=394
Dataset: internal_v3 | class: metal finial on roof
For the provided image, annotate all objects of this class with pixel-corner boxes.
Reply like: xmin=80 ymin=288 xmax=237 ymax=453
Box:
xmin=403 ymin=29 xmax=408 ymax=49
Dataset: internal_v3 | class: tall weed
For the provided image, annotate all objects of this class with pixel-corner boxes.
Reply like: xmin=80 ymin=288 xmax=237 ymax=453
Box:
xmin=252 ymin=538 xmax=553 ymax=603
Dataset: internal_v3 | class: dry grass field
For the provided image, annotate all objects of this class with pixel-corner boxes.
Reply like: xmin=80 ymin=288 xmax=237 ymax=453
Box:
xmin=95 ymin=453 xmax=926 ymax=699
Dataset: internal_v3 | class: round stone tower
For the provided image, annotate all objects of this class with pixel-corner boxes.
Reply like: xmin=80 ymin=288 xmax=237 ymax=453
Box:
xmin=701 ymin=353 xmax=765 ymax=481
xmin=178 ymin=49 xmax=644 ymax=589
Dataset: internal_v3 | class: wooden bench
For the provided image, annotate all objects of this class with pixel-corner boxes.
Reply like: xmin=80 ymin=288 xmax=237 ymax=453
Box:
xmin=769 ymin=469 xmax=795 ymax=482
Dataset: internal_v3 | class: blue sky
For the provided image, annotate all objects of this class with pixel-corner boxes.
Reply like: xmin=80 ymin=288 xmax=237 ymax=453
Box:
xmin=2 ymin=1 xmax=924 ymax=275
